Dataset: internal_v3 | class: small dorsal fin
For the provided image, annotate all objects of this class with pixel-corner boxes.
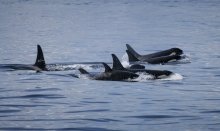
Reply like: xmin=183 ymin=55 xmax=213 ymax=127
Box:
xmin=126 ymin=50 xmax=139 ymax=62
xmin=102 ymin=63 xmax=112 ymax=72
xmin=34 ymin=45 xmax=46 ymax=70
xmin=126 ymin=44 xmax=141 ymax=58
xmin=78 ymin=68 xmax=89 ymax=74
xmin=111 ymin=54 xmax=125 ymax=70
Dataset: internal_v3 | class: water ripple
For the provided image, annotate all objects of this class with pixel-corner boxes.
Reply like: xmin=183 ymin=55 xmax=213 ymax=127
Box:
xmin=0 ymin=127 xmax=122 ymax=131
xmin=108 ymin=92 xmax=124 ymax=96
xmin=19 ymin=94 xmax=65 ymax=99
xmin=24 ymin=87 xmax=61 ymax=92
xmin=80 ymin=101 xmax=110 ymax=104
xmin=126 ymin=115 xmax=194 ymax=119
xmin=0 ymin=127 xmax=47 ymax=131
xmin=66 ymin=109 xmax=110 ymax=113
xmin=0 ymin=94 xmax=65 ymax=99
xmin=204 ymin=98 xmax=220 ymax=101
xmin=57 ymin=127 xmax=122 ymax=131
xmin=0 ymin=104 xmax=51 ymax=107
xmin=78 ymin=118 xmax=121 ymax=122
xmin=126 ymin=122 xmax=180 ymax=125
xmin=200 ymin=110 xmax=220 ymax=114
xmin=0 ymin=109 xmax=21 ymax=113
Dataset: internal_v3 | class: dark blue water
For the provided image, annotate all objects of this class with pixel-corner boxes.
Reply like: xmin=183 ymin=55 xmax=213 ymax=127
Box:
xmin=1 ymin=0 xmax=220 ymax=130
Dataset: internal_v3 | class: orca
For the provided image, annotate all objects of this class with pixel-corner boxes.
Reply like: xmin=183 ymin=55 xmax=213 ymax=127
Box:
xmin=34 ymin=45 xmax=47 ymax=71
xmin=0 ymin=45 xmax=114 ymax=71
xmin=0 ymin=45 xmax=47 ymax=72
xmin=126 ymin=44 xmax=183 ymax=64
xmin=111 ymin=54 xmax=174 ymax=79
xmin=78 ymin=63 xmax=139 ymax=81
xmin=126 ymin=50 xmax=182 ymax=64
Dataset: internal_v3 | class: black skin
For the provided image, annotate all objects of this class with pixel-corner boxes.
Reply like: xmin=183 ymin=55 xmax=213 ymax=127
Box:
xmin=129 ymin=64 xmax=145 ymax=70
xmin=111 ymin=54 xmax=173 ymax=79
xmin=142 ymin=55 xmax=182 ymax=64
xmin=78 ymin=63 xmax=139 ymax=81
xmin=126 ymin=44 xmax=183 ymax=63
xmin=0 ymin=45 xmax=110 ymax=71
xmin=139 ymin=48 xmax=183 ymax=59
xmin=93 ymin=70 xmax=139 ymax=81
xmin=1 ymin=45 xmax=46 ymax=71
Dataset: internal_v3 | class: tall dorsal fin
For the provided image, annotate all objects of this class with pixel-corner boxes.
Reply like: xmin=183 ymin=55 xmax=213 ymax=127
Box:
xmin=126 ymin=50 xmax=139 ymax=62
xmin=126 ymin=44 xmax=141 ymax=58
xmin=102 ymin=63 xmax=112 ymax=72
xmin=34 ymin=45 xmax=46 ymax=70
xmin=111 ymin=54 xmax=126 ymax=70
xmin=78 ymin=68 xmax=89 ymax=74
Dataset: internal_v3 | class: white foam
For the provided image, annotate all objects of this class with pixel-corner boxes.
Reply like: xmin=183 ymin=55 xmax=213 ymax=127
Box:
xmin=181 ymin=54 xmax=191 ymax=62
xmin=122 ymin=53 xmax=129 ymax=62
xmin=47 ymin=64 xmax=95 ymax=71
xmin=165 ymin=54 xmax=191 ymax=65
xmin=64 ymin=64 xmax=93 ymax=70
xmin=131 ymin=72 xmax=183 ymax=82
xmin=159 ymin=73 xmax=183 ymax=81
xmin=133 ymin=72 xmax=155 ymax=82
xmin=76 ymin=73 xmax=91 ymax=80
xmin=121 ymin=53 xmax=130 ymax=68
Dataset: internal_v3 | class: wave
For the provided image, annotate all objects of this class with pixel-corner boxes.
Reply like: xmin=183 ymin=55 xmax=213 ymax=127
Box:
xmin=131 ymin=72 xmax=183 ymax=82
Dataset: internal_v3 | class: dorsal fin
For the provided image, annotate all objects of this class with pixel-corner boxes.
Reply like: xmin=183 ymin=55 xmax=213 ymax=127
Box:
xmin=126 ymin=44 xmax=141 ymax=58
xmin=111 ymin=54 xmax=126 ymax=70
xmin=78 ymin=68 xmax=89 ymax=74
xmin=102 ymin=63 xmax=112 ymax=72
xmin=34 ymin=45 xmax=46 ymax=70
xmin=126 ymin=50 xmax=139 ymax=62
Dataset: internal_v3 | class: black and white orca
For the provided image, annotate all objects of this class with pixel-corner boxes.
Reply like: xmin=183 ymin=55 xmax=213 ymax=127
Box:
xmin=0 ymin=45 xmax=47 ymax=72
xmin=111 ymin=54 xmax=174 ymax=79
xmin=126 ymin=44 xmax=183 ymax=64
xmin=78 ymin=63 xmax=139 ymax=81
xmin=0 ymin=45 xmax=108 ymax=71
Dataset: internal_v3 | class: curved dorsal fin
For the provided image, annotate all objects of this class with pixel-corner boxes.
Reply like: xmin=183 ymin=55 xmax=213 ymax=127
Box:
xmin=34 ymin=45 xmax=46 ymax=70
xmin=126 ymin=50 xmax=139 ymax=62
xmin=111 ymin=54 xmax=125 ymax=70
xmin=102 ymin=63 xmax=112 ymax=72
xmin=126 ymin=44 xmax=141 ymax=58
xmin=78 ymin=68 xmax=89 ymax=74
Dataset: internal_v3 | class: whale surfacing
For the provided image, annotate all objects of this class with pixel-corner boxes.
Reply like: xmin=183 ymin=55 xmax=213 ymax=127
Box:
xmin=78 ymin=63 xmax=139 ymax=81
xmin=111 ymin=54 xmax=174 ymax=79
xmin=126 ymin=44 xmax=183 ymax=64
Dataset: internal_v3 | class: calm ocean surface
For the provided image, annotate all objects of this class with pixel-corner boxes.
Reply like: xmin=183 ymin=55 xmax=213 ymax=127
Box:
xmin=0 ymin=0 xmax=220 ymax=130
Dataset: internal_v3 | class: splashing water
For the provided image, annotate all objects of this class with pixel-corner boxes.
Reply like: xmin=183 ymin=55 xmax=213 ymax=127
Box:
xmin=78 ymin=74 xmax=90 ymax=80
xmin=131 ymin=72 xmax=183 ymax=82
xmin=181 ymin=54 xmax=191 ymax=63
xmin=121 ymin=53 xmax=130 ymax=68
xmin=47 ymin=64 xmax=96 ymax=71
xmin=159 ymin=73 xmax=183 ymax=81
xmin=133 ymin=72 xmax=155 ymax=82
xmin=166 ymin=54 xmax=191 ymax=65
